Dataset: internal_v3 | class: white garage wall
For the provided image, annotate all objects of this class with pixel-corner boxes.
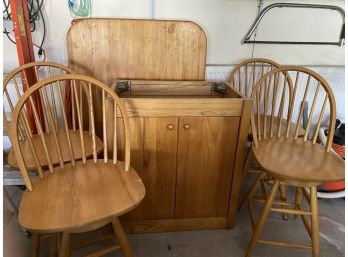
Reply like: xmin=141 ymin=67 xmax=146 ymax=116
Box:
xmin=3 ymin=0 xmax=344 ymax=118
xmin=3 ymin=0 xmax=345 ymax=70
xmin=156 ymin=0 xmax=344 ymax=65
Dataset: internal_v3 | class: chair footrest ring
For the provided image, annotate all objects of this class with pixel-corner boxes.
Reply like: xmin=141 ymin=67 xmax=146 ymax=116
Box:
xmin=258 ymin=239 xmax=312 ymax=250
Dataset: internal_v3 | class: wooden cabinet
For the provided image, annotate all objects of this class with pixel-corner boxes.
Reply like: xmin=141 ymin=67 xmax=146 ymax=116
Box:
xmin=176 ymin=117 xmax=239 ymax=218
xmin=68 ymin=19 xmax=251 ymax=233
xmin=119 ymin=116 xmax=239 ymax=222
xmin=106 ymin=80 xmax=252 ymax=233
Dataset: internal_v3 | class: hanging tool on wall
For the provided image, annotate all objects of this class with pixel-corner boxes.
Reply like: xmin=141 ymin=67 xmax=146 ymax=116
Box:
xmin=251 ymin=0 xmax=263 ymax=58
xmin=242 ymin=3 xmax=345 ymax=46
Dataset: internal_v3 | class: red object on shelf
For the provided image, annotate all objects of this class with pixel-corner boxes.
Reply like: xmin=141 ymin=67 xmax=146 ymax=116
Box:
xmin=322 ymin=143 xmax=345 ymax=191
xmin=10 ymin=0 xmax=44 ymax=132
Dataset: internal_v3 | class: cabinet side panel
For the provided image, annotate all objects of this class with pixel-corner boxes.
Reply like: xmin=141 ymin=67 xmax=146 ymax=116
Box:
xmin=227 ymin=99 xmax=253 ymax=228
xmin=175 ymin=117 xmax=240 ymax=218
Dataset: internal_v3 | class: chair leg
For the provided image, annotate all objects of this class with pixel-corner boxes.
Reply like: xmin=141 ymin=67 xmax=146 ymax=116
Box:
xmin=31 ymin=232 xmax=41 ymax=257
xmin=50 ymin=233 xmax=58 ymax=257
xmin=259 ymin=178 xmax=267 ymax=200
xmin=310 ymin=186 xmax=319 ymax=257
xmin=294 ymin=186 xmax=303 ymax=219
xmin=245 ymin=179 xmax=279 ymax=257
xmin=59 ymin=232 xmax=71 ymax=257
xmin=112 ymin=217 xmax=134 ymax=257
xmin=238 ymin=172 xmax=266 ymax=211
xmin=279 ymin=184 xmax=288 ymax=220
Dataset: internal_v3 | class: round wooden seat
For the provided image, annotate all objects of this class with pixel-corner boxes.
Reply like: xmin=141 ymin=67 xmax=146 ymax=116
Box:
xmin=253 ymin=138 xmax=345 ymax=183
xmin=7 ymin=130 xmax=104 ymax=170
xmin=19 ymin=160 xmax=145 ymax=233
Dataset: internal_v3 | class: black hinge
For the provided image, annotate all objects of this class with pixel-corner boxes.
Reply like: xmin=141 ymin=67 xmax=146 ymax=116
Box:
xmin=211 ymin=82 xmax=228 ymax=94
xmin=116 ymin=81 xmax=131 ymax=93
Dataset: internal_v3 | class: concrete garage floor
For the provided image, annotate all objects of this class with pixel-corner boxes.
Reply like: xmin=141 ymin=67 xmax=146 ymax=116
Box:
xmin=4 ymin=173 xmax=344 ymax=257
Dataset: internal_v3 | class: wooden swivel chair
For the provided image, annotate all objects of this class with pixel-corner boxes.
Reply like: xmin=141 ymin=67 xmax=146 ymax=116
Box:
xmin=227 ymin=58 xmax=289 ymax=164
xmin=3 ymin=61 xmax=103 ymax=170
xmin=3 ymin=61 xmax=104 ymax=256
xmin=11 ymin=74 xmax=145 ymax=257
xmin=243 ymin=66 xmax=344 ymax=257
xmin=228 ymin=58 xmax=298 ymax=219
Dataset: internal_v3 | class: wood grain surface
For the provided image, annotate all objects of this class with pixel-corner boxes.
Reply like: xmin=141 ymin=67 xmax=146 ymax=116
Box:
xmin=119 ymin=98 xmax=243 ymax=117
xmin=249 ymin=66 xmax=344 ymax=184
xmin=67 ymin=18 xmax=207 ymax=82
xmin=105 ymin=81 xmax=251 ymax=230
xmin=252 ymin=138 xmax=345 ymax=183
xmin=227 ymin=98 xmax=253 ymax=228
xmin=123 ymin=217 xmax=227 ymax=233
xmin=19 ymin=160 xmax=145 ymax=233
xmin=124 ymin=117 xmax=179 ymax=220
xmin=175 ymin=117 xmax=240 ymax=218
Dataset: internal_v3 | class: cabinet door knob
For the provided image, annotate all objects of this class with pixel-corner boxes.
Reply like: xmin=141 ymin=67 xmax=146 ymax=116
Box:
xmin=167 ymin=124 xmax=175 ymax=130
xmin=183 ymin=124 xmax=191 ymax=130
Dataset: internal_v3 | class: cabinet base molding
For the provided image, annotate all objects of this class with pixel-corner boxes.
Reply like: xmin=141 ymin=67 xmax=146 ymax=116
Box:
xmin=122 ymin=217 xmax=227 ymax=233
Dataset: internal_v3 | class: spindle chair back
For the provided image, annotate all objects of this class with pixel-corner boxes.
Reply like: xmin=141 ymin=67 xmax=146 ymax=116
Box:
xmin=228 ymin=58 xmax=283 ymax=97
xmin=11 ymin=74 xmax=130 ymax=191
xmin=4 ymin=61 xmax=73 ymax=140
xmin=250 ymin=66 xmax=336 ymax=150
xmin=228 ymin=58 xmax=300 ymax=141
xmin=4 ymin=62 xmax=103 ymax=170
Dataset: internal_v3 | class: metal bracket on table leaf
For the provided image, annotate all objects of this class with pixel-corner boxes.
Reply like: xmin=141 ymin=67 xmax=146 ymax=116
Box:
xmin=116 ymin=81 xmax=132 ymax=93
xmin=211 ymin=82 xmax=228 ymax=94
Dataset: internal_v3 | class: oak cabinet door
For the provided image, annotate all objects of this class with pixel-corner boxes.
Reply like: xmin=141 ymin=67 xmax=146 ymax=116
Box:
xmin=175 ymin=117 xmax=240 ymax=218
xmin=122 ymin=117 xmax=178 ymax=220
